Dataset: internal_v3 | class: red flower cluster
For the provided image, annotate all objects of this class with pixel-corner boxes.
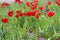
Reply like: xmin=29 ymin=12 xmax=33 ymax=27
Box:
xmin=56 ymin=0 xmax=60 ymax=6
xmin=26 ymin=1 xmax=38 ymax=10
xmin=15 ymin=10 xmax=24 ymax=18
xmin=25 ymin=10 xmax=40 ymax=19
xmin=31 ymin=2 xmax=38 ymax=10
xmin=1 ymin=2 xmax=10 ymax=8
xmin=1 ymin=1 xmax=56 ymax=23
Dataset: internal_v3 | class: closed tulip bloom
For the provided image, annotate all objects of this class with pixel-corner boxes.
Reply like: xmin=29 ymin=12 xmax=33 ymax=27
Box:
xmin=1 ymin=2 xmax=10 ymax=8
xmin=46 ymin=1 xmax=52 ymax=6
xmin=2 ymin=18 xmax=9 ymax=23
xmin=25 ymin=11 xmax=36 ymax=16
xmin=15 ymin=13 xmax=20 ymax=18
xmin=15 ymin=0 xmax=23 ymax=4
xmin=26 ymin=2 xmax=30 ymax=6
xmin=8 ymin=10 xmax=13 ymax=17
xmin=16 ymin=10 xmax=20 ymax=13
xmin=39 ymin=6 xmax=43 ymax=10
xmin=48 ymin=11 xmax=54 ymax=17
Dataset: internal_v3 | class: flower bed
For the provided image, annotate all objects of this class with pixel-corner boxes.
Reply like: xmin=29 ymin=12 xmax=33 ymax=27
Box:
xmin=0 ymin=0 xmax=60 ymax=40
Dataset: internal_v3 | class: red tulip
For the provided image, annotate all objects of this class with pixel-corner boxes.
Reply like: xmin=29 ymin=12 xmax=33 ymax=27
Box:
xmin=25 ymin=12 xmax=32 ymax=16
xmin=16 ymin=10 xmax=20 ymax=13
xmin=19 ymin=13 xmax=23 ymax=16
xmin=15 ymin=0 xmax=23 ymax=4
xmin=31 ymin=5 xmax=37 ymax=10
xmin=2 ymin=18 xmax=9 ymax=23
xmin=16 ymin=10 xmax=24 ymax=16
xmin=31 ymin=11 xmax=36 ymax=16
xmin=1 ymin=4 xmax=5 ymax=8
xmin=29 ymin=2 xmax=37 ymax=10
xmin=48 ymin=11 xmax=54 ymax=17
xmin=25 ymin=11 xmax=36 ymax=16
xmin=31 ymin=4 xmax=37 ymax=10
xmin=1 ymin=2 xmax=10 ymax=8
xmin=5 ymin=3 xmax=10 ymax=6
xmin=56 ymin=0 xmax=60 ymax=6
xmin=15 ymin=12 xmax=23 ymax=18
xmin=26 ymin=2 xmax=30 ymax=6
xmin=15 ymin=13 xmax=20 ymax=18
xmin=39 ymin=7 xmax=43 ymax=10
xmin=47 ymin=1 xmax=52 ymax=6
xmin=8 ymin=10 xmax=13 ymax=17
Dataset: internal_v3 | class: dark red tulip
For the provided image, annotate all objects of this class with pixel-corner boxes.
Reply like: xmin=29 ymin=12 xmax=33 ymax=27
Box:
xmin=25 ymin=11 xmax=36 ymax=16
xmin=16 ymin=10 xmax=20 ymax=13
xmin=2 ymin=18 xmax=9 ymax=23
xmin=19 ymin=13 xmax=23 ymax=16
xmin=47 ymin=1 xmax=52 ymax=6
xmin=15 ymin=13 xmax=20 ymax=18
xmin=26 ymin=2 xmax=30 ymax=6
xmin=5 ymin=3 xmax=10 ymax=6
xmin=1 ymin=2 xmax=10 ymax=8
xmin=48 ymin=11 xmax=54 ymax=17
xmin=39 ymin=7 xmax=43 ymax=10
xmin=8 ymin=10 xmax=13 ymax=17
xmin=25 ymin=12 xmax=32 ymax=16
xmin=15 ymin=0 xmax=23 ymax=4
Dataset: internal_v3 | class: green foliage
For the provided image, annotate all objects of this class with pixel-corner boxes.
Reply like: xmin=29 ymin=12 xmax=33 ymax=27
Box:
xmin=0 ymin=0 xmax=60 ymax=40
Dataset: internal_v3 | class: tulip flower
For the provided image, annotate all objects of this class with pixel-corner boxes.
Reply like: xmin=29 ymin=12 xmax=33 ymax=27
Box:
xmin=2 ymin=18 xmax=9 ymax=23
xmin=26 ymin=2 xmax=30 ymax=6
xmin=16 ymin=10 xmax=21 ymax=13
xmin=15 ymin=0 xmax=23 ymax=4
xmin=39 ymin=6 xmax=43 ymax=11
xmin=46 ymin=1 xmax=52 ymax=6
xmin=1 ymin=2 xmax=10 ymax=8
xmin=30 ymin=2 xmax=37 ymax=10
xmin=25 ymin=11 xmax=36 ymax=16
xmin=15 ymin=13 xmax=20 ymax=18
xmin=8 ymin=10 xmax=13 ymax=17
xmin=47 ymin=11 xmax=54 ymax=17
